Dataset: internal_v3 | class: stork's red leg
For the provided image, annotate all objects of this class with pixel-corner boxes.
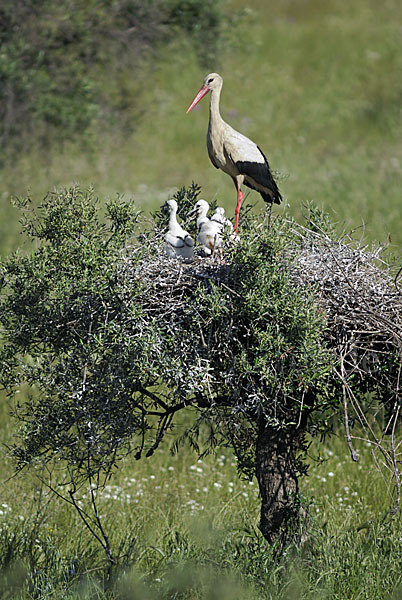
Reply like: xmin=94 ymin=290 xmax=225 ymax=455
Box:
xmin=232 ymin=177 xmax=243 ymax=233
xmin=234 ymin=189 xmax=243 ymax=233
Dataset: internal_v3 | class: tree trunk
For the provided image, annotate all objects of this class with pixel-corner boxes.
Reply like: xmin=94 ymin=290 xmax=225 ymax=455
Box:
xmin=255 ymin=417 xmax=304 ymax=551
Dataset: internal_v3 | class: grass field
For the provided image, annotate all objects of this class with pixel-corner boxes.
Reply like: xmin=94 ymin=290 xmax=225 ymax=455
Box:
xmin=1 ymin=0 xmax=401 ymax=253
xmin=0 ymin=0 xmax=401 ymax=597
xmin=1 ymin=406 xmax=401 ymax=598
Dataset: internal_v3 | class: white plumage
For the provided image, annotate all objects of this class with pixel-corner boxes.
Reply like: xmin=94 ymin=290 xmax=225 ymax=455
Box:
xmin=163 ymin=199 xmax=194 ymax=260
xmin=211 ymin=207 xmax=233 ymax=232
xmin=188 ymin=199 xmax=222 ymax=256
xmin=188 ymin=199 xmax=209 ymax=230
xmin=187 ymin=73 xmax=282 ymax=233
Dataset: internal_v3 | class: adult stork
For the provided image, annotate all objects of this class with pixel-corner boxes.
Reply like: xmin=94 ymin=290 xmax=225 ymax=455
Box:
xmin=186 ymin=73 xmax=282 ymax=233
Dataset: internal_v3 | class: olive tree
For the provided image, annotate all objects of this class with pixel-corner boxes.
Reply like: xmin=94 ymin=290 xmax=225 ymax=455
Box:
xmin=0 ymin=186 xmax=400 ymax=562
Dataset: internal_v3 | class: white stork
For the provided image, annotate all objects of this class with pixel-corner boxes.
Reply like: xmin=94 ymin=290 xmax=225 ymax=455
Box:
xmin=188 ymin=199 xmax=222 ymax=256
xmin=188 ymin=198 xmax=210 ymax=231
xmin=186 ymin=73 xmax=282 ymax=233
xmin=211 ymin=206 xmax=233 ymax=232
xmin=163 ymin=199 xmax=194 ymax=260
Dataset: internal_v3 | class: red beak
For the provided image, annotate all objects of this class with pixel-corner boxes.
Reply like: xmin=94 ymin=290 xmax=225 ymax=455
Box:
xmin=186 ymin=85 xmax=210 ymax=113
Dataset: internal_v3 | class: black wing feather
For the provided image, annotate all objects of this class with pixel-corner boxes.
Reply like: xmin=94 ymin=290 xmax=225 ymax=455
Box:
xmin=236 ymin=145 xmax=282 ymax=205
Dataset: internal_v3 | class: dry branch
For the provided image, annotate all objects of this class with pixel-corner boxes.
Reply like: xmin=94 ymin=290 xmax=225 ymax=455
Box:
xmin=289 ymin=220 xmax=402 ymax=514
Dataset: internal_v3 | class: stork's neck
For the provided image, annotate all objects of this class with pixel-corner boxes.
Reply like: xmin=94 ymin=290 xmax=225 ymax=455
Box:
xmin=197 ymin=215 xmax=208 ymax=230
xmin=169 ymin=208 xmax=178 ymax=230
xmin=209 ymin=86 xmax=223 ymax=130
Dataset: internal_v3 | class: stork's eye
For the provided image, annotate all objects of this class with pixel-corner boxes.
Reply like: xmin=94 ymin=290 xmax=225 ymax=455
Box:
xmin=208 ymin=78 xmax=214 ymax=84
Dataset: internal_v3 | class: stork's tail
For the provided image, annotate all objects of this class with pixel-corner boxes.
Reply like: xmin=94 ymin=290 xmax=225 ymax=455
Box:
xmin=262 ymin=185 xmax=282 ymax=205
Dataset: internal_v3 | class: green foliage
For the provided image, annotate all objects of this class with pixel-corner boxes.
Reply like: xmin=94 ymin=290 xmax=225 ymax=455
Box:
xmin=227 ymin=220 xmax=333 ymax=418
xmin=182 ymin=212 xmax=336 ymax=474
xmin=167 ymin=0 xmax=234 ymax=67
xmin=1 ymin=184 xmax=400 ymax=562
xmin=0 ymin=187 xmax=147 ymax=480
xmin=0 ymin=185 xmax=335 ymax=485
xmin=0 ymin=0 xmax=233 ymax=156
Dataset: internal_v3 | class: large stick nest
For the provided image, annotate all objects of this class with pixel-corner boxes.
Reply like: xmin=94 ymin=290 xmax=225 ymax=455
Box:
xmin=290 ymin=220 xmax=402 ymax=514
xmin=291 ymin=222 xmax=402 ymax=356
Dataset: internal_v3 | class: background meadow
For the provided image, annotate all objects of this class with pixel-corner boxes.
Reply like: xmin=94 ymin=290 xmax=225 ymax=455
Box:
xmin=0 ymin=0 xmax=401 ymax=597
xmin=1 ymin=0 xmax=402 ymax=252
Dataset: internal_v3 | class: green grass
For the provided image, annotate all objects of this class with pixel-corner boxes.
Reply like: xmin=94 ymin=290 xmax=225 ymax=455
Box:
xmin=1 ymin=0 xmax=401 ymax=254
xmin=0 ymin=390 xmax=401 ymax=598
xmin=0 ymin=0 xmax=401 ymax=597
xmin=0 ymin=412 xmax=401 ymax=598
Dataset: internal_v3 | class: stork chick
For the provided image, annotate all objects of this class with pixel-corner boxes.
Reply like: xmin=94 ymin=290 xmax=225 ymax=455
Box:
xmin=163 ymin=199 xmax=194 ymax=260
xmin=211 ymin=206 xmax=233 ymax=232
xmin=188 ymin=199 xmax=222 ymax=256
